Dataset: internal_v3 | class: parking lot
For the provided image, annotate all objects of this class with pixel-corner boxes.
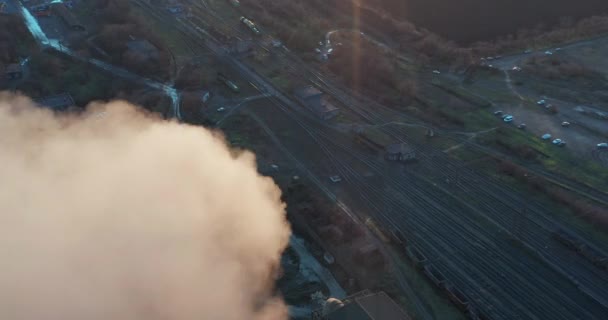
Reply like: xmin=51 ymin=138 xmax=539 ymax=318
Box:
xmin=493 ymin=99 xmax=608 ymax=162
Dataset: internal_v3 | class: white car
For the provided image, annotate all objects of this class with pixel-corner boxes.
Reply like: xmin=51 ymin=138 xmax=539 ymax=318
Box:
xmin=552 ymin=139 xmax=566 ymax=146
xmin=512 ymin=66 xmax=522 ymax=71
xmin=216 ymin=107 xmax=226 ymax=112
xmin=524 ymin=49 xmax=533 ymax=54
xmin=537 ymin=99 xmax=546 ymax=106
xmin=503 ymin=115 xmax=514 ymax=123
xmin=545 ymin=51 xmax=553 ymax=55
xmin=598 ymin=143 xmax=608 ymax=149
xmin=329 ymin=175 xmax=342 ymax=183
xmin=541 ymin=133 xmax=552 ymax=140
xmin=561 ymin=121 xmax=570 ymax=127
xmin=432 ymin=70 xmax=441 ymax=74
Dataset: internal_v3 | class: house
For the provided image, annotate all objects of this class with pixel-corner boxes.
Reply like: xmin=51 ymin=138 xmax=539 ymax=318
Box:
xmin=314 ymin=291 xmax=411 ymax=320
xmin=5 ymin=63 xmax=22 ymax=80
xmin=385 ymin=142 xmax=416 ymax=162
xmin=50 ymin=3 xmax=85 ymax=31
xmin=293 ymin=86 xmax=339 ymax=120
xmin=35 ymin=93 xmax=75 ymax=111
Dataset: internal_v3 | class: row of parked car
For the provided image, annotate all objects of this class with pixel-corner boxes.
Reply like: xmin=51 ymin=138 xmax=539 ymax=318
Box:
xmin=493 ymin=110 xmax=569 ymax=146
xmin=495 ymin=96 xmax=608 ymax=149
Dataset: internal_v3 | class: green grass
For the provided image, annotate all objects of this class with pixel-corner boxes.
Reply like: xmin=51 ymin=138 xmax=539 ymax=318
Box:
xmin=432 ymin=78 xmax=492 ymax=108
xmin=480 ymin=127 xmax=608 ymax=191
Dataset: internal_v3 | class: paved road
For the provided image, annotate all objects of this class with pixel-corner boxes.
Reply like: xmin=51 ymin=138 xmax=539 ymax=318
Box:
xmin=491 ymin=34 xmax=608 ymax=71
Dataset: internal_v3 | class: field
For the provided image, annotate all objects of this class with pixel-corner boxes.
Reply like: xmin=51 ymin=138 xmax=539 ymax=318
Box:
xmin=366 ymin=0 xmax=608 ymax=42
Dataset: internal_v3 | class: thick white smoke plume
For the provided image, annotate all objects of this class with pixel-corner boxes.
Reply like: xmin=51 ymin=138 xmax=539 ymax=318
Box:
xmin=0 ymin=93 xmax=291 ymax=320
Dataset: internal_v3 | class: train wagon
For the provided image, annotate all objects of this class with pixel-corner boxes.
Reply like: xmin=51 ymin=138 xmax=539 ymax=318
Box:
xmin=240 ymin=16 xmax=261 ymax=35
xmin=217 ymin=72 xmax=240 ymax=93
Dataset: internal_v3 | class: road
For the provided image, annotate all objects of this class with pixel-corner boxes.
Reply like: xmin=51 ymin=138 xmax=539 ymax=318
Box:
xmin=491 ymin=34 xmax=608 ymax=71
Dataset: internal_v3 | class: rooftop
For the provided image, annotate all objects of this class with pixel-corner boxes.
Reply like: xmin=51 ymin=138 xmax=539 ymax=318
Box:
xmin=126 ymin=39 xmax=160 ymax=59
xmin=386 ymin=142 xmax=414 ymax=155
xmin=294 ymin=85 xmax=323 ymax=100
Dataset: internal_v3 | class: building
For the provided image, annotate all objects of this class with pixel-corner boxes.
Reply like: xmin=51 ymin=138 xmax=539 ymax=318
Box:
xmin=5 ymin=63 xmax=23 ymax=80
xmin=126 ymin=39 xmax=160 ymax=61
xmin=50 ymin=3 xmax=85 ymax=31
xmin=35 ymin=93 xmax=75 ymax=111
xmin=385 ymin=142 xmax=416 ymax=162
xmin=293 ymin=86 xmax=339 ymax=120
xmin=314 ymin=291 xmax=411 ymax=320
xmin=355 ymin=128 xmax=416 ymax=162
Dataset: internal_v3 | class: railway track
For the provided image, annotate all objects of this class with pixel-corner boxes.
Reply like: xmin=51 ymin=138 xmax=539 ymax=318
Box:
xmin=127 ymin=2 xmax=608 ymax=318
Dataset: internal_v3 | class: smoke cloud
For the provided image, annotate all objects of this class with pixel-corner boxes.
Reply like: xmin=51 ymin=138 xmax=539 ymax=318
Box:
xmin=0 ymin=93 xmax=291 ymax=320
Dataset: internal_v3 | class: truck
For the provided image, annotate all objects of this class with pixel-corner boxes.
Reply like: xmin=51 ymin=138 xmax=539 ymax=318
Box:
xmin=240 ymin=16 xmax=261 ymax=35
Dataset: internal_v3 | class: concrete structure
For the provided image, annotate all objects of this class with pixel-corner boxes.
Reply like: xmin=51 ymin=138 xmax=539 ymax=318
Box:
xmin=293 ymin=86 xmax=339 ymax=120
xmin=314 ymin=291 xmax=411 ymax=320
xmin=35 ymin=93 xmax=75 ymax=111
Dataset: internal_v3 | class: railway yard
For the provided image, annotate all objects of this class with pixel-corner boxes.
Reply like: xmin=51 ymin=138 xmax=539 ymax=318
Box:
xmin=12 ymin=0 xmax=608 ymax=319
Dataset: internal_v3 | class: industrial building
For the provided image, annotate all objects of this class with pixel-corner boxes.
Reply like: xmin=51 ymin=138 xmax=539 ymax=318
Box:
xmin=355 ymin=128 xmax=416 ymax=162
xmin=294 ymin=86 xmax=339 ymax=120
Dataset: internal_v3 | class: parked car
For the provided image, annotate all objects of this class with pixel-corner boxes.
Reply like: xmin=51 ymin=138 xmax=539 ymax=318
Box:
xmin=216 ymin=107 xmax=226 ymax=112
xmin=503 ymin=115 xmax=514 ymax=123
xmin=561 ymin=121 xmax=570 ymax=127
xmin=552 ymin=139 xmax=566 ymax=146
xmin=541 ymin=133 xmax=552 ymax=140
xmin=433 ymin=70 xmax=441 ymax=74
xmin=545 ymin=50 xmax=553 ymax=55
xmin=517 ymin=123 xmax=527 ymax=129
xmin=524 ymin=49 xmax=533 ymax=54
xmin=329 ymin=175 xmax=342 ymax=183
xmin=537 ymin=99 xmax=546 ymax=106
xmin=512 ymin=66 xmax=522 ymax=71
xmin=494 ymin=110 xmax=503 ymax=116
xmin=597 ymin=143 xmax=608 ymax=149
